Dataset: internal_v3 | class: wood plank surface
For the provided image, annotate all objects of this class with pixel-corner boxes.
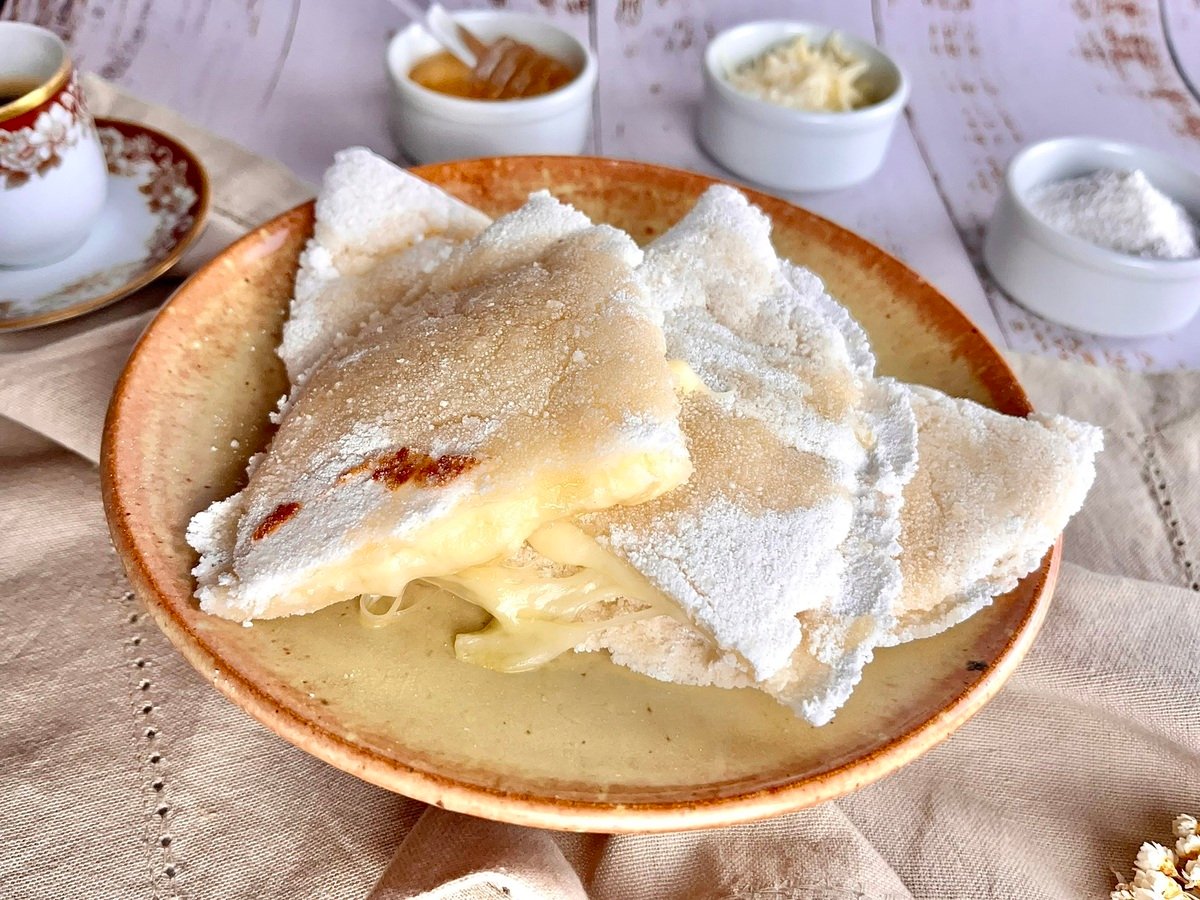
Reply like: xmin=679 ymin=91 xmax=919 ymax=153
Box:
xmin=1162 ymin=0 xmax=1200 ymax=92
xmin=1 ymin=0 xmax=590 ymax=175
xmin=7 ymin=0 xmax=1200 ymax=367
xmin=592 ymin=0 xmax=1002 ymax=340
xmin=877 ymin=0 xmax=1200 ymax=368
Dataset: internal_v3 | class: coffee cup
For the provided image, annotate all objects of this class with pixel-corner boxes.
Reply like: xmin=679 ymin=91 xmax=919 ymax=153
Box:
xmin=0 ymin=23 xmax=108 ymax=267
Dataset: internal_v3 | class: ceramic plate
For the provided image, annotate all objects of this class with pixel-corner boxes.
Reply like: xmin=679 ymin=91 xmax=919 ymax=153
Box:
xmin=0 ymin=118 xmax=208 ymax=331
xmin=102 ymin=157 xmax=1056 ymax=833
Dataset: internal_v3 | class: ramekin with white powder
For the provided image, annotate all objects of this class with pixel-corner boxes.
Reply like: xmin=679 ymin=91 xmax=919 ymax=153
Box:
xmin=983 ymin=136 xmax=1200 ymax=337
xmin=1027 ymin=168 xmax=1198 ymax=261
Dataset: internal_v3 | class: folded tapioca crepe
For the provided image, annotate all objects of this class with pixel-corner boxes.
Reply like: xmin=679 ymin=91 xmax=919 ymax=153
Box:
xmin=187 ymin=193 xmax=691 ymax=621
xmin=438 ymin=187 xmax=919 ymax=725
xmin=559 ymin=187 xmax=918 ymax=724
xmin=881 ymin=386 xmax=1104 ymax=645
xmin=278 ymin=147 xmax=490 ymax=382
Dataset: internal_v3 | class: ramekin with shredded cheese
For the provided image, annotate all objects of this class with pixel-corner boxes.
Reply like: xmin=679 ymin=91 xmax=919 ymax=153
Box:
xmin=698 ymin=21 xmax=909 ymax=191
xmin=726 ymin=33 xmax=870 ymax=113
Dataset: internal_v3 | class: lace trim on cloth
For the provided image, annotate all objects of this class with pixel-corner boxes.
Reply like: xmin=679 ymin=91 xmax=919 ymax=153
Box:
xmin=1136 ymin=388 xmax=1199 ymax=594
xmin=120 ymin=591 xmax=181 ymax=896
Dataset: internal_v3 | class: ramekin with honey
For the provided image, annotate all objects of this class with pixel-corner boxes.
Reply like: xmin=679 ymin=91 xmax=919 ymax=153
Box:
xmin=408 ymin=48 xmax=575 ymax=101
xmin=385 ymin=11 xmax=596 ymax=164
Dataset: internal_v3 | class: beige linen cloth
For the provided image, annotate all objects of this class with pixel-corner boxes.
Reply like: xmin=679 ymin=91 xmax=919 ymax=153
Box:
xmin=2 ymin=79 xmax=1198 ymax=900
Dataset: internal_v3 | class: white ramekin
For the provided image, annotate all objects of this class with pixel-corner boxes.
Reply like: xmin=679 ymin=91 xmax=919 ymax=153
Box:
xmin=698 ymin=21 xmax=908 ymax=192
xmin=385 ymin=11 xmax=597 ymax=164
xmin=983 ymin=137 xmax=1200 ymax=338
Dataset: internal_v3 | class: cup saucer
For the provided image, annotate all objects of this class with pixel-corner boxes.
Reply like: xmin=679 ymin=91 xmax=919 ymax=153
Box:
xmin=0 ymin=118 xmax=209 ymax=331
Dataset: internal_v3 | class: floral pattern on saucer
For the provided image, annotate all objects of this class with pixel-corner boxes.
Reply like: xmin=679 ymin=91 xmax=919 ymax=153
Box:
xmin=0 ymin=118 xmax=208 ymax=331
xmin=100 ymin=125 xmax=198 ymax=264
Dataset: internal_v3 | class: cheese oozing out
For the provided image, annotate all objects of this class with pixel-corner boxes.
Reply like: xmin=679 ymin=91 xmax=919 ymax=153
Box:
xmin=424 ymin=521 xmax=682 ymax=673
xmin=188 ymin=195 xmax=692 ymax=622
xmin=392 ymin=361 xmax=708 ymax=674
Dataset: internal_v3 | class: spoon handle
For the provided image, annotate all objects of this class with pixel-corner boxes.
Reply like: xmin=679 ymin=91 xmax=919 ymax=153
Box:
xmin=386 ymin=0 xmax=477 ymax=67
xmin=425 ymin=3 xmax=478 ymax=67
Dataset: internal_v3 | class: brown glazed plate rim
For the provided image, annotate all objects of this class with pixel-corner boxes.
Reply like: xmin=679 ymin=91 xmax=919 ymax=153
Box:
xmin=101 ymin=157 xmax=1057 ymax=833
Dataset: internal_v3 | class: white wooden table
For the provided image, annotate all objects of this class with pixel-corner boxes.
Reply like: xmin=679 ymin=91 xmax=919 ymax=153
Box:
xmin=9 ymin=0 xmax=1200 ymax=369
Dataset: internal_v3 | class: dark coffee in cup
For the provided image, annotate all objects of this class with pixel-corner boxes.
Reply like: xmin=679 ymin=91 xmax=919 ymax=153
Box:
xmin=0 ymin=77 xmax=41 ymax=106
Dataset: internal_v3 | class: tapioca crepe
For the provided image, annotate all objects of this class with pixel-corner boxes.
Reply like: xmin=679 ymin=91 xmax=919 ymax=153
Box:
xmin=189 ymin=190 xmax=691 ymax=621
xmin=186 ymin=148 xmax=1102 ymax=725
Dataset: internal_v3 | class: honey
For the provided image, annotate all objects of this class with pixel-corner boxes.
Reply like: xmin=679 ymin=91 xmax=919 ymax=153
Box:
xmin=408 ymin=49 xmax=573 ymax=100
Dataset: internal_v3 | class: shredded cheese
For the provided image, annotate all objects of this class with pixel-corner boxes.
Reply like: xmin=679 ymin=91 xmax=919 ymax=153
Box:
xmin=727 ymin=33 xmax=869 ymax=112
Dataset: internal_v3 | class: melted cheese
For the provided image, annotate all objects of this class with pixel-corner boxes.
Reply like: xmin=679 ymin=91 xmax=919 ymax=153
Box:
xmin=361 ymin=361 xmax=711 ymax=671
xmin=244 ymin=445 xmax=689 ymax=620
xmin=668 ymin=358 xmax=709 ymax=396
xmin=427 ymin=521 xmax=683 ymax=673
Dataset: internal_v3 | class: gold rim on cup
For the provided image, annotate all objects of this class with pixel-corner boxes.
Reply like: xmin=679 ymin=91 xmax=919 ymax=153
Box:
xmin=0 ymin=28 xmax=72 ymax=124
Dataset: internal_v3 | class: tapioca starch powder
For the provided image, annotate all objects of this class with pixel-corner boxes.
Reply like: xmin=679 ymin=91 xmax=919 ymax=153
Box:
xmin=1027 ymin=168 xmax=1199 ymax=260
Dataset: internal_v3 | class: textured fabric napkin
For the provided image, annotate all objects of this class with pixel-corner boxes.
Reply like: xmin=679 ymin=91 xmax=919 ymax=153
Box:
xmin=2 ymin=79 xmax=1198 ymax=900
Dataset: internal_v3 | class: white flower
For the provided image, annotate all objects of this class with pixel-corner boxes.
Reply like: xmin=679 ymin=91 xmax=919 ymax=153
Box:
xmin=1132 ymin=868 xmax=1183 ymax=898
xmin=0 ymin=130 xmax=39 ymax=172
xmin=1177 ymin=834 xmax=1200 ymax=860
xmin=1112 ymin=888 xmax=1137 ymax=900
xmin=1182 ymin=858 xmax=1199 ymax=889
xmin=1136 ymin=842 xmax=1179 ymax=876
xmin=1175 ymin=815 xmax=1199 ymax=839
xmin=30 ymin=103 xmax=73 ymax=157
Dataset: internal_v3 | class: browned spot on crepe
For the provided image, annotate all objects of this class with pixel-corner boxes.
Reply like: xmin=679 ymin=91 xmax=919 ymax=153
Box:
xmin=369 ymin=449 xmax=422 ymax=490
xmin=355 ymin=448 xmax=479 ymax=491
xmin=418 ymin=454 xmax=478 ymax=486
xmin=252 ymin=502 xmax=302 ymax=540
